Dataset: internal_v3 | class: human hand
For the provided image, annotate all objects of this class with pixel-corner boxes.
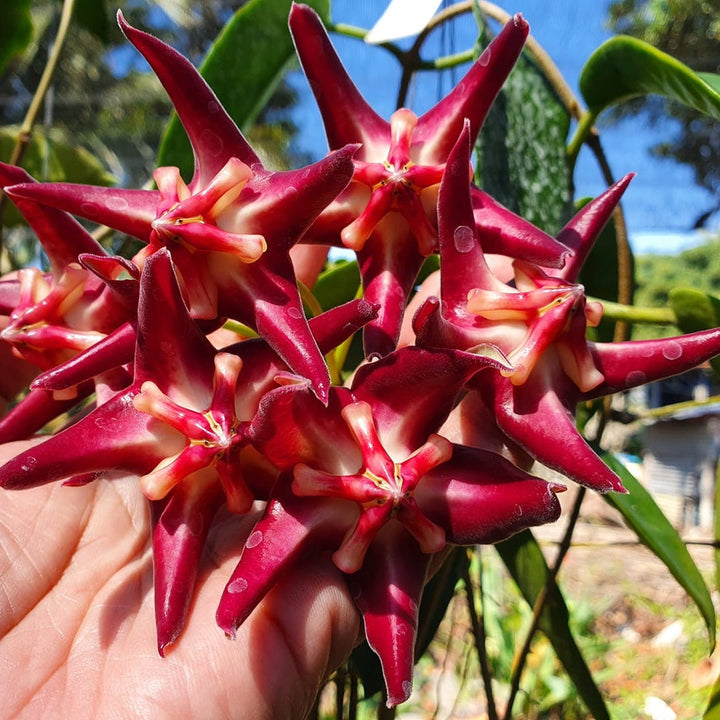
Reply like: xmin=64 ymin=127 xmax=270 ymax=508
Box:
xmin=0 ymin=440 xmax=359 ymax=720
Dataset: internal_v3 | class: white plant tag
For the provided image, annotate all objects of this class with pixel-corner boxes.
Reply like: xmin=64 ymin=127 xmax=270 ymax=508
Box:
xmin=364 ymin=0 xmax=443 ymax=44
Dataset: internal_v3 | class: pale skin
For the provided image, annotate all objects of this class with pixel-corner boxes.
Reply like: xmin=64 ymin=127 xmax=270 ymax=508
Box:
xmin=0 ymin=440 xmax=359 ymax=720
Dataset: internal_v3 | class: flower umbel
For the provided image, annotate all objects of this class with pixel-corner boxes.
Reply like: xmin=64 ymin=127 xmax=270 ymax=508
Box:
xmin=1 ymin=4 xmax=719 ymax=713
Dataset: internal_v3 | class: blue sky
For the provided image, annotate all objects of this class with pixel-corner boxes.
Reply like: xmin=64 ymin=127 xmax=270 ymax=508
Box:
xmin=288 ymin=0 xmax=718 ymax=254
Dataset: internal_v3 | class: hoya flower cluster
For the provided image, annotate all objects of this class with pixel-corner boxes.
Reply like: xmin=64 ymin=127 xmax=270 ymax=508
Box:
xmin=1 ymin=4 xmax=719 ymax=707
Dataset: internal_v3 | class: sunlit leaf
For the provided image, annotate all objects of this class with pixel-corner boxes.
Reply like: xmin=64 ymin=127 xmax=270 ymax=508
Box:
xmin=580 ymin=36 xmax=720 ymax=122
xmin=602 ymin=452 xmax=716 ymax=649
xmin=158 ymin=0 xmax=329 ymax=178
xmin=0 ymin=0 xmax=33 ymax=77
xmin=496 ymin=529 xmax=610 ymax=720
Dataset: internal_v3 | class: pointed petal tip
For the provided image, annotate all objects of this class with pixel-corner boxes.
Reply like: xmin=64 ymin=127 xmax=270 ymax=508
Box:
xmin=156 ymin=624 xmax=182 ymax=658
xmin=289 ymin=2 xmax=318 ymax=26
xmin=215 ymin=608 xmax=239 ymax=639
xmin=116 ymin=9 xmax=130 ymax=32
xmin=385 ymin=681 xmax=413 ymax=708
xmin=4 ymin=182 xmax=35 ymax=201
xmin=313 ymin=379 xmax=330 ymax=406
xmin=592 ymin=476 xmax=627 ymax=494
xmin=512 ymin=12 xmax=529 ymax=32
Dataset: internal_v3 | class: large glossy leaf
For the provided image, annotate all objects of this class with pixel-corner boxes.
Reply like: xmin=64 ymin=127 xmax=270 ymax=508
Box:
xmin=496 ymin=530 xmax=610 ymax=720
xmin=0 ymin=0 xmax=33 ymax=77
xmin=668 ymin=287 xmax=720 ymax=375
xmin=580 ymin=36 xmax=720 ymax=122
xmin=602 ymin=452 xmax=716 ymax=649
xmin=157 ymin=0 xmax=329 ymax=178
xmin=475 ymin=22 xmax=572 ymax=235
xmin=0 ymin=125 xmax=115 ymax=227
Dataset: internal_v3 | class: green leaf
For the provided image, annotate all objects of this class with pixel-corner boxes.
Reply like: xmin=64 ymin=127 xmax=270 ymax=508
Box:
xmin=496 ymin=530 xmax=610 ymax=720
xmin=602 ymin=452 xmax=716 ymax=649
xmin=580 ymin=36 xmax=720 ymax=122
xmin=668 ymin=287 xmax=720 ymax=375
xmin=0 ymin=125 xmax=114 ymax=227
xmin=157 ymin=0 xmax=329 ymax=178
xmin=74 ymin=0 xmax=110 ymax=43
xmin=0 ymin=0 xmax=33 ymax=77
xmin=475 ymin=25 xmax=572 ymax=235
xmin=313 ymin=259 xmax=361 ymax=312
xmin=699 ymin=72 xmax=720 ymax=96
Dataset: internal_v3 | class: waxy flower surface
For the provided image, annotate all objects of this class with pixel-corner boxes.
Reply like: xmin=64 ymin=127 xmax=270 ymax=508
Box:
xmin=415 ymin=123 xmax=720 ymax=492
xmin=217 ymin=345 xmax=563 ymax=705
xmin=5 ymin=12 xmax=360 ymax=403
xmin=1 ymin=3 xmax=719 ymax=713
xmin=290 ymin=4 xmax=570 ymax=357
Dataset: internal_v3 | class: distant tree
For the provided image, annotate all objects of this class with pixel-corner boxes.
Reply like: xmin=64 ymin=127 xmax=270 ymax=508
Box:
xmin=606 ymin=0 xmax=720 ymax=228
xmin=632 ymin=238 xmax=720 ymax=338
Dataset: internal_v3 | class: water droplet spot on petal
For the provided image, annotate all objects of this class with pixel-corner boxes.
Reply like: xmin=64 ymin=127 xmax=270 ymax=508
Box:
xmin=479 ymin=47 xmax=492 ymax=66
xmin=453 ymin=225 xmax=475 ymax=253
xmin=283 ymin=186 xmax=299 ymax=200
xmin=105 ymin=196 xmax=129 ymax=212
xmin=638 ymin=344 xmax=655 ymax=357
xmin=207 ymin=100 xmax=221 ymax=115
xmin=402 ymin=681 xmax=413 ymax=696
xmin=395 ymin=622 xmax=408 ymax=636
xmin=625 ymin=370 xmax=647 ymax=387
xmin=80 ymin=202 xmax=100 ymax=216
xmin=287 ymin=306 xmax=303 ymax=320
xmin=246 ymin=530 xmax=263 ymax=548
xmin=21 ymin=456 xmax=37 ymax=472
xmin=227 ymin=577 xmax=248 ymax=594
xmin=199 ymin=129 xmax=223 ymax=158
xmin=662 ymin=341 xmax=683 ymax=361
